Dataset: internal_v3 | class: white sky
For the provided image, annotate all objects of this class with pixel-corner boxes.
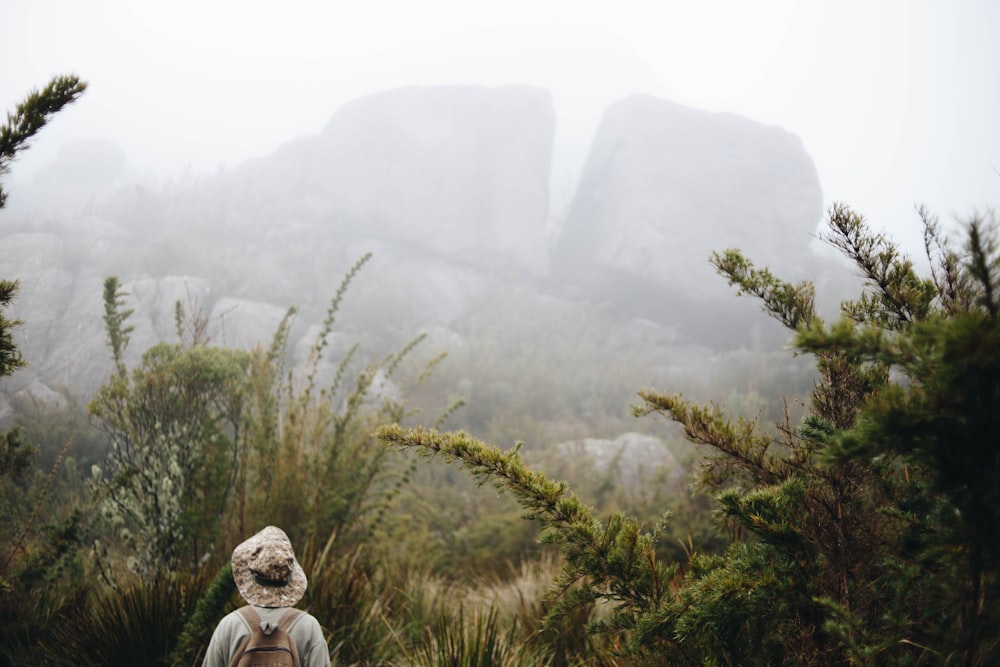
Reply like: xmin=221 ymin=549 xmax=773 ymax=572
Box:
xmin=1 ymin=0 xmax=998 ymax=251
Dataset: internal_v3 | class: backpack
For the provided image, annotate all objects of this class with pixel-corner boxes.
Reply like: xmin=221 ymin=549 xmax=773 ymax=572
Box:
xmin=229 ymin=606 xmax=304 ymax=667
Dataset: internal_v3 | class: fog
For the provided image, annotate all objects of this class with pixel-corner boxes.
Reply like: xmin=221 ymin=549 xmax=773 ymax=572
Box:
xmin=0 ymin=1 xmax=998 ymax=440
xmin=2 ymin=1 xmax=998 ymax=247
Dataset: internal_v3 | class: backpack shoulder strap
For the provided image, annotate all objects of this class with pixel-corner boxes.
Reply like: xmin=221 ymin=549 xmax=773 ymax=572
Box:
xmin=277 ymin=608 xmax=305 ymax=667
xmin=236 ymin=605 xmax=263 ymax=631
xmin=276 ymin=607 xmax=305 ymax=633
xmin=228 ymin=607 xmax=263 ymax=667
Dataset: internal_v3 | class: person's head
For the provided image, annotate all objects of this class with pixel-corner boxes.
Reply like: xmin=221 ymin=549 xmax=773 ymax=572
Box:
xmin=231 ymin=526 xmax=308 ymax=607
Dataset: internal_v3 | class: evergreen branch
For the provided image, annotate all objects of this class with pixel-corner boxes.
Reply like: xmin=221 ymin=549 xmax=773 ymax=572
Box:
xmin=433 ymin=397 xmax=466 ymax=430
xmin=711 ymin=249 xmax=817 ymax=331
xmin=966 ymin=216 xmax=999 ymax=319
xmin=375 ymin=425 xmax=587 ymax=526
xmin=0 ymin=74 xmax=87 ymax=208
xmin=822 ymin=203 xmax=936 ymax=328
xmin=0 ymin=279 xmax=25 ymax=377
xmin=267 ymin=305 xmax=298 ymax=365
xmin=331 ymin=363 xmax=376 ymax=446
xmin=634 ymin=391 xmax=781 ymax=486
xmin=375 ymin=425 xmax=676 ymax=635
xmin=302 ymin=253 xmax=372 ymax=402
xmin=309 ymin=252 xmax=373 ymax=366
xmin=921 ymin=205 xmax=974 ymax=315
xmin=383 ymin=332 xmax=426 ymax=380
xmin=416 ymin=351 xmax=448 ymax=386
xmin=326 ymin=343 xmax=359 ymax=401
xmin=795 ymin=319 xmax=913 ymax=381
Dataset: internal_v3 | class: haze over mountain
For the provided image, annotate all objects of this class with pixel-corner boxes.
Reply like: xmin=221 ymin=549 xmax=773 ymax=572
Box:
xmin=1 ymin=1 xmax=997 ymax=426
xmin=2 ymin=1 xmax=998 ymax=255
xmin=0 ymin=84 xmax=830 ymax=410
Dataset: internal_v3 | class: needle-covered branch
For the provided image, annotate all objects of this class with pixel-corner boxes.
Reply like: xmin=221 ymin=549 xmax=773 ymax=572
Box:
xmin=711 ymin=248 xmax=818 ymax=330
xmin=0 ymin=74 xmax=87 ymax=208
xmin=375 ymin=424 xmax=677 ymax=640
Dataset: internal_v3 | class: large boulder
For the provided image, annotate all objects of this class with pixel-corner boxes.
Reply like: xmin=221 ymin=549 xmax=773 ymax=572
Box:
xmin=192 ymin=85 xmax=557 ymax=321
xmin=0 ymin=263 xmax=216 ymax=399
xmin=554 ymin=95 xmax=823 ymax=339
xmin=0 ymin=217 xmax=151 ymax=396
xmin=308 ymin=85 xmax=556 ymax=272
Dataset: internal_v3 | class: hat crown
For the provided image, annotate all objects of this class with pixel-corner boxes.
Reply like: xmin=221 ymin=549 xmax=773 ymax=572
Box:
xmin=250 ymin=544 xmax=295 ymax=584
xmin=232 ymin=526 xmax=307 ymax=607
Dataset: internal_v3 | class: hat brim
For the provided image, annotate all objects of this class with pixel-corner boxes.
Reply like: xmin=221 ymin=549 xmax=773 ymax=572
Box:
xmin=231 ymin=527 xmax=308 ymax=608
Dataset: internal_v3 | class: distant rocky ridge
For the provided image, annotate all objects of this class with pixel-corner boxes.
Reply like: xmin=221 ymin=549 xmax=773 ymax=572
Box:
xmin=0 ymin=84 xmax=829 ymax=410
xmin=556 ymin=94 xmax=821 ymax=295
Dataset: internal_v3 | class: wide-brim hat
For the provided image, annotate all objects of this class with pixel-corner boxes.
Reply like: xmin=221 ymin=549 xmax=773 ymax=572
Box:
xmin=231 ymin=526 xmax=308 ymax=608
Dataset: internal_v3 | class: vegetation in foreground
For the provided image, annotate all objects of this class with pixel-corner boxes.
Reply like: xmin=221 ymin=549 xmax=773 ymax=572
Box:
xmin=379 ymin=203 xmax=1000 ymax=665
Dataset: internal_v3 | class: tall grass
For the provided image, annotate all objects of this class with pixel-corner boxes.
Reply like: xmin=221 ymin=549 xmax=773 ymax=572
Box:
xmin=19 ymin=545 xmax=638 ymax=666
xmin=302 ymin=543 xmax=400 ymax=666
xmin=408 ymin=604 xmax=551 ymax=667
xmin=37 ymin=573 xmax=201 ymax=666
xmin=461 ymin=554 xmax=624 ymax=667
xmin=299 ymin=545 xmax=616 ymax=666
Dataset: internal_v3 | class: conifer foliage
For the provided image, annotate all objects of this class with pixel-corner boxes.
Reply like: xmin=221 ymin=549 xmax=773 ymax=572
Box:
xmin=0 ymin=74 xmax=87 ymax=664
xmin=0 ymin=74 xmax=86 ymax=377
xmin=378 ymin=203 xmax=1000 ymax=665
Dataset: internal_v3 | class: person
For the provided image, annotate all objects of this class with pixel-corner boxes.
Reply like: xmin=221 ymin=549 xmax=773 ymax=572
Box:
xmin=202 ymin=526 xmax=330 ymax=667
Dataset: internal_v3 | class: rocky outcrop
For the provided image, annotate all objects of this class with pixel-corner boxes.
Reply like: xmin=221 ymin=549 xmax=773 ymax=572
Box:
xmin=554 ymin=95 xmax=823 ymax=317
xmin=0 ymin=266 xmax=214 ymax=398
xmin=313 ymin=85 xmax=555 ymax=272
xmin=215 ymin=85 xmax=557 ymax=274
xmin=0 ymin=86 xmax=832 ymax=408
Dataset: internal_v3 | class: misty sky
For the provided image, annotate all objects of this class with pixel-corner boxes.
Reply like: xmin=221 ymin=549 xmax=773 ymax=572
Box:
xmin=1 ymin=0 xmax=998 ymax=253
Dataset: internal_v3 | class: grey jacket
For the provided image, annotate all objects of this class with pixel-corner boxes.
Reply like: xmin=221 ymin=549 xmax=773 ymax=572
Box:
xmin=201 ymin=605 xmax=330 ymax=667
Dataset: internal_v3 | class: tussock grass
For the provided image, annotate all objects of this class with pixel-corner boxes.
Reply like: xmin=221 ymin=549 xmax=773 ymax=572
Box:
xmin=38 ymin=573 xmax=198 ymax=666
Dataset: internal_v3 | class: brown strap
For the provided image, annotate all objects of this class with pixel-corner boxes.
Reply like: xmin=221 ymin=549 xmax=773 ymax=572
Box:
xmin=237 ymin=605 xmax=263 ymax=631
xmin=228 ymin=607 xmax=259 ymax=667
xmin=276 ymin=608 xmax=304 ymax=667
xmin=276 ymin=607 xmax=305 ymax=633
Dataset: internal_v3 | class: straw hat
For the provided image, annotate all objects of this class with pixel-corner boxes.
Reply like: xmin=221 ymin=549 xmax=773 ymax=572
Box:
xmin=231 ymin=526 xmax=308 ymax=608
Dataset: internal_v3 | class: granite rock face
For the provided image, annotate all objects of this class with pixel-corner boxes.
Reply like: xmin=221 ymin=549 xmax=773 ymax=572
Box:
xmin=310 ymin=85 xmax=556 ymax=272
xmin=555 ymin=95 xmax=823 ymax=304
xmin=0 ymin=266 xmax=215 ymax=398
xmin=215 ymin=85 xmax=557 ymax=274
